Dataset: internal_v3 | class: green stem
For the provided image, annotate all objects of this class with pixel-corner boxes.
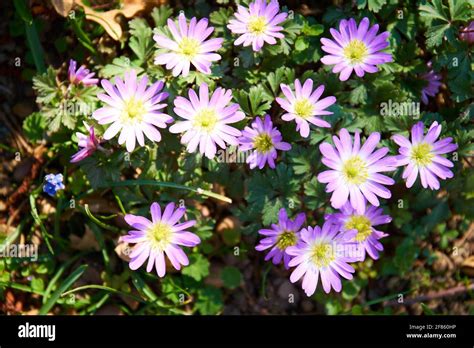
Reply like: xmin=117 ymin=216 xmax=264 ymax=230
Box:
xmin=61 ymin=284 xmax=145 ymax=303
xmin=82 ymin=204 xmax=120 ymax=232
xmin=100 ymin=180 xmax=232 ymax=204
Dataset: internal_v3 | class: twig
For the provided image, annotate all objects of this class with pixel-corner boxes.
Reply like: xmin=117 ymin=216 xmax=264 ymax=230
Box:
xmin=385 ymin=283 xmax=474 ymax=307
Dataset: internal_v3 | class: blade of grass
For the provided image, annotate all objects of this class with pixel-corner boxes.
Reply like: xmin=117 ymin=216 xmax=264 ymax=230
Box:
xmin=82 ymin=293 xmax=110 ymax=314
xmin=0 ymin=220 xmax=23 ymax=248
xmin=42 ymin=252 xmax=87 ymax=304
xmin=70 ymin=16 xmax=97 ymax=54
xmin=13 ymin=0 xmax=46 ymax=73
xmin=0 ymin=281 xmax=45 ymax=296
xmin=61 ymin=284 xmax=145 ymax=303
xmin=39 ymin=264 xmax=88 ymax=314
xmin=101 ymin=179 xmax=232 ymax=204
xmin=131 ymin=272 xmax=159 ymax=302
xmin=87 ymin=222 xmax=110 ymax=271
xmin=29 ymin=194 xmax=54 ymax=254
xmin=131 ymin=273 xmax=187 ymax=314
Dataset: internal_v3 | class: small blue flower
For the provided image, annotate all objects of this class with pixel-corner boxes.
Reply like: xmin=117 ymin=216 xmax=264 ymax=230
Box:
xmin=43 ymin=174 xmax=65 ymax=197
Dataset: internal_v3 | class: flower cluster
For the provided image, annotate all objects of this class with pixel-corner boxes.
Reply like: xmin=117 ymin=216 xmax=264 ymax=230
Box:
xmin=58 ymin=3 xmax=459 ymax=284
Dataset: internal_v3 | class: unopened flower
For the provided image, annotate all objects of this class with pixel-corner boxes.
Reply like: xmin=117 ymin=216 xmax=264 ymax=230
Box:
xmin=92 ymin=70 xmax=173 ymax=152
xmin=43 ymin=174 xmax=65 ymax=197
xmin=459 ymin=21 xmax=474 ymax=44
xmin=227 ymin=0 xmax=287 ymax=52
xmin=317 ymin=129 xmax=397 ymax=214
xmin=153 ymin=13 xmax=223 ymax=77
xmin=238 ymin=115 xmax=291 ymax=169
xmin=70 ymin=122 xmax=100 ymax=163
xmin=120 ymin=202 xmax=200 ymax=277
xmin=169 ymin=83 xmax=245 ymax=159
xmin=68 ymin=59 xmax=98 ymax=86
xmin=276 ymin=79 xmax=336 ymax=138
xmin=392 ymin=121 xmax=457 ymax=190
xmin=420 ymin=62 xmax=442 ymax=105
xmin=320 ymin=17 xmax=392 ymax=81
xmin=326 ymin=202 xmax=391 ymax=261
xmin=255 ymin=208 xmax=305 ymax=269
xmin=286 ymin=222 xmax=358 ymax=296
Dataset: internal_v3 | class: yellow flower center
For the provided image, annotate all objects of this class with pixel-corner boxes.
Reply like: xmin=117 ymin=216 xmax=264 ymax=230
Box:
xmin=311 ymin=243 xmax=335 ymax=268
xmin=410 ymin=142 xmax=434 ymax=167
xmin=342 ymin=156 xmax=369 ymax=185
xmin=193 ymin=108 xmax=218 ymax=133
xmin=248 ymin=16 xmax=267 ymax=34
xmin=122 ymin=97 xmax=146 ymax=123
xmin=343 ymin=39 xmax=368 ymax=65
xmin=345 ymin=215 xmax=372 ymax=242
xmin=253 ymin=133 xmax=274 ymax=153
xmin=179 ymin=37 xmax=200 ymax=59
xmin=294 ymin=98 xmax=314 ymax=119
xmin=275 ymin=230 xmax=297 ymax=250
xmin=147 ymin=222 xmax=173 ymax=251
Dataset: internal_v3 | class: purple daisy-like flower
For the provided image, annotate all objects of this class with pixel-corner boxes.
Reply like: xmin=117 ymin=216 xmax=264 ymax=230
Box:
xmin=70 ymin=122 xmax=100 ymax=163
xmin=392 ymin=121 xmax=457 ymax=190
xmin=227 ymin=0 xmax=287 ymax=52
xmin=92 ymin=70 xmax=173 ymax=153
xmin=255 ymin=208 xmax=305 ymax=269
xmin=320 ymin=17 xmax=392 ymax=81
xmin=68 ymin=59 xmax=98 ymax=86
xmin=317 ymin=129 xmax=397 ymax=214
xmin=276 ymin=79 xmax=336 ymax=138
xmin=169 ymin=83 xmax=245 ymax=159
xmin=153 ymin=13 xmax=223 ymax=77
xmin=120 ymin=202 xmax=200 ymax=277
xmin=420 ymin=62 xmax=442 ymax=105
xmin=238 ymin=115 xmax=291 ymax=169
xmin=326 ymin=202 xmax=391 ymax=261
xmin=286 ymin=222 xmax=358 ymax=296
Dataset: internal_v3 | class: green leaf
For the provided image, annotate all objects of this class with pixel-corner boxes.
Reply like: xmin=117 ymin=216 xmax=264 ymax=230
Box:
xmin=33 ymin=67 xmax=59 ymax=105
xmin=448 ymin=0 xmax=471 ymax=21
xmin=357 ymin=0 xmax=388 ymax=13
xmin=151 ymin=5 xmax=173 ymax=27
xmin=39 ymin=264 xmax=87 ymax=314
xmin=302 ymin=23 xmax=324 ymax=36
xmin=221 ymin=266 xmax=242 ymax=289
xmin=23 ymin=112 xmax=46 ymax=142
xmin=101 ymin=57 xmax=144 ymax=78
xmin=342 ymin=280 xmax=361 ymax=300
xmin=349 ymin=84 xmax=368 ymax=106
xmin=420 ymin=0 xmax=449 ymax=22
xmin=31 ymin=277 xmax=44 ymax=293
xmin=295 ymin=36 xmax=309 ymax=51
xmin=129 ymin=18 xmax=153 ymax=63
xmin=235 ymin=86 xmax=272 ymax=117
xmin=195 ymin=286 xmax=223 ymax=315
xmin=181 ymin=254 xmax=210 ymax=281
xmin=425 ymin=23 xmax=450 ymax=47
xmin=266 ymin=66 xmax=295 ymax=95
xmin=247 ymin=164 xmax=300 ymax=225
